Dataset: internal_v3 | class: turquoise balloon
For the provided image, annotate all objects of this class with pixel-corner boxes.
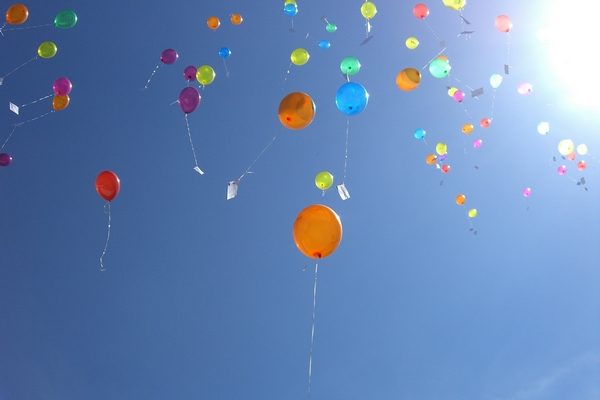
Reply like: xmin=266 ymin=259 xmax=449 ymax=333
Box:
xmin=429 ymin=59 xmax=451 ymax=78
xmin=340 ymin=56 xmax=361 ymax=76
xmin=414 ymin=128 xmax=426 ymax=140
xmin=54 ymin=10 xmax=77 ymax=29
xmin=335 ymin=82 xmax=369 ymax=116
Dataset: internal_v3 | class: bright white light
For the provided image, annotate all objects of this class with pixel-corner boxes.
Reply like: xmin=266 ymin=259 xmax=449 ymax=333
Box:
xmin=541 ymin=1 xmax=600 ymax=107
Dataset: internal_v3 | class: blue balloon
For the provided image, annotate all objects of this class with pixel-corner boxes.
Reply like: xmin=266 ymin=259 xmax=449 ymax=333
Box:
xmin=218 ymin=47 xmax=231 ymax=59
xmin=318 ymin=40 xmax=331 ymax=49
xmin=283 ymin=3 xmax=298 ymax=16
xmin=414 ymin=128 xmax=426 ymax=140
xmin=335 ymin=82 xmax=369 ymax=116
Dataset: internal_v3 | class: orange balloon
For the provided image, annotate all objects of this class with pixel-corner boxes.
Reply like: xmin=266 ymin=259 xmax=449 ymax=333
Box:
xmin=455 ymin=194 xmax=466 ymax=206
xmin=462 ymin=123 xmax=474 ymax=134
xmin=278 ymin=92 xmax=316 ymax=130
xmin=52 ymin=95 xmax=70 ymax=111
xmin=425 ymin=154 xmax=437 ymax=165
xmin=207 ymin=16 xmax=220 ymax=30
xmin=437 ymin=55 xmax=449 ymax=62
xmin=230 ymin=13 xmax=243 ymax=25
xmin=95 ymin=170 xmax=121 ymax=202
xmin=395 ymin=67 xmax=421 ymax=91
xmin=293 ymin=204 xmax=342 ymax=259
xmin=6 ymin=3 xmax=28 ymax=25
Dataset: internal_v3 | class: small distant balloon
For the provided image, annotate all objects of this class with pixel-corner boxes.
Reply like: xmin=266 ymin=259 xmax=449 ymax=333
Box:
xmin=517 ymin=83 xmax=533 ymax=95
xmin=495 ymin=15 xmax=512 ymax=33
xmin=284 ymin=3 xmax=298 ymax=17
xmin=54 ymin=10 xmax=78 ymax=29
xmin=178 ymin=87 xmax=201 ymax=114
xmin=442 ymin=0 xmax=466 ymax=11
xmin=52 ymin=95 xmax=70 ymax=111
xmin=522 ymin=187 xmax=532 ymax=197
xmin=318 ymin=40 xmax=331 ymax=49
xmin=557 ymin=165 xmax=567 ymax=175
xmin=462 ymin=123 xmax=474 ymax=134
xmin=0 ymin=153 xmax=13 ymax=167
xmin=405 ymin=36 xmax=419 ymax=49
xmin=473 ymin=139 xmax=483 ymax=149
xmin=218 ymin=47 xmax=232 ymax=59
xmin=360 ymin=1 xmax=377 ymax=19
xmin=196 ymin=65 xmax=216 ymax=86
xmin=160 ymin=48 xmax=178 ymax=65
xmin=480 ymin=118 xmax=491 ymax=128
xmin=455 ymin=194 xmax=466 ymax=206
xmin=278 ymin=92 xmax=316 ymax=130
xmin=435 ymin=142 xmax=447 ymax=155
xmin=467 ymin=208 xmax=478 ymax=218
xmin=414 ymin=128 xmax=426 ymax=140
xmin=326 ymin=23 xmax=337 ymax=32
xmin=335 ymin=82 xmax=369 ymax=116
xmin=441 ymin=164 xmax=451 ymax=174
xmin=207 ymin=16 xmax=221 ymax=30
xmin=426 ymin=154 xmax=437 ymax=165
xmin=537 ymin=121 xmax=550 ymax=135
xmin=413 ymin=3 xmax=429 ymax=19
xmin=576 ymin=144 xmax=588 ymax=155
xmin=489 ymin=74 xmax=503 ymax=89
xmin=453 ymin=90 xmax=465 ymax=102
xmin=230 ymin=13 xmax=243 ymax=25
xmin=37 ymin=41 xmax=58 ymax=59
xmin=315 ymin=171 xmax=334 ymax=190
xmin=557 ymin=139 xmax=574 ymax=156
xmin=291 ymin=48 xmax=310 ymax=66
xmin=53 ymin=77 xmax=72 ymax=96
xmin=448 ymin=87 xmax=458 ymax=97
xmin=183 ymin=65 xmax=197 ymax=81
xmin=5 ymin=3 xmax=28 ymax=25
xmin=429 ymin=58 xmax=451 ymax=78
xmin=340 ymin=56 xmax=361 ymax=76
xmin=577 ymin=160 xmax=587 ymax=171
xmin=396 ymin=67 xmax=421 ymax=91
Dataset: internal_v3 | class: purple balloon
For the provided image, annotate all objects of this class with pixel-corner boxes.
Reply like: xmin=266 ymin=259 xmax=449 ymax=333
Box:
xmin=160 ymin=48 xmax=178 ymax=65
xmin=53 ymin=77 xmax=72 ymax=96
xmin=178 ymin=87 xmax=200 ymax=114
xmin=0 ymin=153 xmax=13 ymax=167
xmin=183 ymin=65 xmax=197 ymax=81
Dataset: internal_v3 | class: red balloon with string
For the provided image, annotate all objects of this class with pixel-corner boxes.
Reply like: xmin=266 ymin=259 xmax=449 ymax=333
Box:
xmin=95 ymin=170 xmax=120 ymax=202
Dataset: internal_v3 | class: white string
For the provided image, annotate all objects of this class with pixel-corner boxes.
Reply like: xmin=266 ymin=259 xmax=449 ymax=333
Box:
xmin=238 ymin=135 xmax=278 ymax=181
xmin=421 ymin=47 xmax=447 ymax=70
xmin=14 ymin=110 xmax=53 ymax=127
xmin=99 ymin=202 xmax=112 ymax=272
xmin=307 ymin=262 xmax=319 ymax=397
xmin=342 ymin=118 xmax=350 ymax=182
xmin=4 ymin=23 xmax=52 ymax=31
xmin=222 ymin=58 xmax=230 ymax=78
xmin=184 ymin=114 xmax=200 ymax=169
xmin=144 ymin=63 xmax=160 ymax=89
xmin=21 ymin=93 xmax=53 ymax=108
xmin=1 ymin=56 xmax=38 ymax=80
xmin=0 ymin=125 xmax=17 ymax=151
xmin=489 ymin=89 xmax=497 ymax=120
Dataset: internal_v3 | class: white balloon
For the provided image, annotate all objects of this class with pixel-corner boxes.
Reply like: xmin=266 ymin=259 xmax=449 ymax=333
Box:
xmin=537 ymin=121 xmax=550 ymax=135
xmin=489 ymin=74 xmax=503 ymax=89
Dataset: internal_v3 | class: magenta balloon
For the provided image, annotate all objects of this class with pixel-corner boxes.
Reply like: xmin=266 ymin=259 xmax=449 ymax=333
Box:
xmin=178 ymin=87 xmax=200 ymax=114
xmin=183 ymin=65 xmax=196 ymax=81
xmin=160 ymin=48 xmax=178 ymax=65
xmin=52 ymin=77 xmax=72 ymax=96
xmin=0 ymin=153 xmax=13 ymax=167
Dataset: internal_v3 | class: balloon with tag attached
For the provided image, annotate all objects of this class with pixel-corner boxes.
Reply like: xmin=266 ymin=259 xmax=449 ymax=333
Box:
xmin=196 ymin=65 xmax=215 ymax=86
xmin=462 ymin=123 xmax=474 ymax=134
xmin=517 ymin=83 xmax=533 ymax=95
xmin=522 ymin=187 xmax=532 ymax=197
xmin=278 ymin=92 xmax=316 ymax=130
xmin=414 ymin=128 xmax=426 ymax=140
xmin=455 ymin=194 xmax=466 ymax=206
xmin=315 ymin=171 xmax=334 ymax=190
xmin=340 ymin=56 xmax=361 ymax=76
xmin=37 ymin=41 xmax=57 ymax=59
xmin=54 ymin=10 xmax=77 ymax=29
xmin=293 ymin=204 xmax=342 ymax=259
xmin=284 ymin=3 xmax=298 ymax=17
xmin=218 ymin=47 xmax=231 ymax=59
xmin=468 ymin=208 xmax=478 ymax=218
xmin=436 ymin=142 xmax=447 ymax=155
xmin=396 ymin=68 xmax=421 ymax=91
xmin=336 ymin=82 xmax=369 ymax=116
xmin=5 ymin=3 xmax=28 ymax=25
xmin=557 ymin=139 xmax=574 ymax=156
xmin=96 ymin=171 xmax=121 ymax=202
xmin=537 ymin=122 xmax=550 ymax=135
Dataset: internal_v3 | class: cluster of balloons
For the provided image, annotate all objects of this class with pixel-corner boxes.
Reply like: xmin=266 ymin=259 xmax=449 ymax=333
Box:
xmin=52 ymin=76 xmax=72 ymax=111
xmin=4 ymin=5 xmax=77 ymax=29
xmin=556 ymin=139 xmax=589 ymax=175
xmin=206 ymin=13 xmax=243 ymax=30
xmin=455 ymin=194 xmax=477 ymax=218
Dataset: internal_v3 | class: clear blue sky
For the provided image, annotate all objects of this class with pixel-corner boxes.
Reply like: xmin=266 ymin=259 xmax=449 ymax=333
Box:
xmin=1 ymin=1 xmax=599 ymax=399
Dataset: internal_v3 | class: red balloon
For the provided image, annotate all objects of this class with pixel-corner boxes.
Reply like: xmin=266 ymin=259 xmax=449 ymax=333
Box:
xmin=413 ymin=3 xmax=429 ymax=19
xmin=95 ymin=171 xmax=121 ymax=202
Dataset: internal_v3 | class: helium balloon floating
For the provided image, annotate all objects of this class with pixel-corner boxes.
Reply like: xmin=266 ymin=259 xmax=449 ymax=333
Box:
xmin=414 ymin=128 xmax=426 ymax=140
xmin=5 ymin=3 xmax=28 ymax=25
xmin=318 ymin=40 xmax=331 ymax=49
xmin=576 ymin=144 xmax=588 ymax=155
xmin=178 ymin=87 xmax=200 ymax=114
xmin=360 ymin=2 xmax=377 ymax=19
xmin=183 ymin=65 xmax=197 ymax=81
xmin=429 ymin=58 xmax=451 ymax=78
xmin=557 ymin=139 xmax=574 ymax=156
xmin=413 ymin=3 xmax=429 ymax=19
xmin=453 ymin=90 xmax=465 ymax=102
xmin=489 ymin=74 xmax=503 ymax=89
xmin=96 ymin=170 xmax=121 ymax=271
xmin=435 ymin=142 xmax=447 ymax=155
xmin=467 ymin=208 xmax=478 ymax=218
xmin=52 ymin=77 xmax=72 ymax=96
xmin=441 ymin=164 xmax=451 ymax=174
xmin=278 ymin=92 xmax=316 ymax=130
xmin=293 ymin=204 xmax=342 ymax=259
xmin=335 ymin=82 xmax=369 ymax=116
xmin=472 ymin=139 xmax=482 ymax=149
xmin=315 ymin=171 xmax=334 ymax=191
xmin=495 ymin=15 xmax=512 ymax=33
xmin=537 ymin=121 xmax=550 ymax=135
xmin=577 ymin=160 xmax=587 ymax=171
xmin=284 ymin=3 xmax=298 ymax=17
xmin=207 ymin=16 xmax=220 ymax=30
xmin=54 ymin=10 xmax=78 ymax=29
xmin=144 ymin=48 xmax=178 ymax=89
xmin=196 ymin=65 xmax=216 ymax=86
xmin=52 ymin=95 xmax=70 ymax=111
xmin=396 ymin=68 xmax=421 ymax=91
xmin=447 ymin=87 xmax=458 ymax=97
xmin=0 ymin=153 xmax=13 ymax=167
xmin=340 ymin=56 xmax=361 ymax=76
xmin=455 ymin=194 xmax=466 ymax=206
xmin=37 ymin=41 xmax=58 ymax=59
xmin=326 ymin=23 xmax=337 ymax=32
xmin=462 ymin=123 xmax=474 ymax=134
xmin=405 ymin=36 xmax=419 ymax=49
xmin=426 ymin=154 xmax=437 ymax=165
xmin=517 ymin=83 xmax=533 ymax=95
xmin=218 ymin=47 xmax=231 ymax=59
xmin=522 ymin=187 xmax=532 ymax=197
xmin=442 ymin=0 xmax=466 ymax=11
xmin=230 ymin=13 xmax=243 ymax=25
xmin=557 ymin=165 xmax=567 ymax=175
xmin=291 ymin=48 xmax=310 ymax=66
xmin=480 ymin=118 xmax=491 ymax=128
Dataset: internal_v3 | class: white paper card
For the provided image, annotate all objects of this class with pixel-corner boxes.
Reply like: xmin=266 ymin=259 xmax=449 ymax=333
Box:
xmin=471 ymin=88 xmax=484 ymax=97
xmin=9 ymin=102 xmax=19 ymax=115
xmin=193 ymin=166 xmax=204 ymax=175
xmin=227 ymin=181 xmax=238 ymax=200
xmin=504 ymin=64 xmax=510 ymax=74
xmin=0 ymin=77 xmax=4 ymax=86
xmin=337 ymin=183 xmax=350 ymax=200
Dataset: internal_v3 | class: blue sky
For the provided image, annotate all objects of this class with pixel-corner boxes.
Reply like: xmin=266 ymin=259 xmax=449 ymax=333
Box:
xmin=1 ymin=0 xmax=599 ymax=399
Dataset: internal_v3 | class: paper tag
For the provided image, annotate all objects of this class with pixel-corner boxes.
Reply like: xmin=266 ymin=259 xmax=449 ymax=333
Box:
xmin=193 ymin=166 xmax=204 ymax=175
xmin=471 ymin=88 xmax=484 ymax=97
xmin=227 ymin=181 xmax=238 ymax=200
xmin=9 ymin=102 xmax=19 ymax=115
xmin=504 ymin=64 xmax=510 ymax=74
xmin=337 ymin=183 xmax=350 ymax=200
xmin=0 ymin=77 xmax=3 ymax=86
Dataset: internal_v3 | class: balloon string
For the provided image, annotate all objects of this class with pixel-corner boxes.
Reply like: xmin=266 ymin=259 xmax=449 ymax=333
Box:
xmin=99 ymin=202 xmax=111 ymax=272
xmin=222 ymin=58 xmax=230 ymax=78
xmin=144 ymin=63 xmax=160 ymax=89
xmin=506 ymin=33 xmax=511 ymax=69
xmin=238 ymin=135 xmax=278 ymax=181
xmin=424 ymin=20 xmax=443 ymax=43
xmin=284 ymin=62 xmax=293 ymax=81
xmin=21 ymin=93 xmax=53 ymax=108
xmin=307 ymin=262 xmax=319 ymax=397
xmin=15 ymin=110 xmax=53 ymax=127
xmin=342 ymin=118 xmax=350 ymax=182
xmin=184 ymin=114 xmax=201 ymax=169
xmin=0 ymin=23 xmax=5 ymax=37
xmin=489 ymin=89 xmax=497 ymax=120
xmin=421 ymin=47 xmax=447 ymax=70
xmin=4 ymin=23 xmax=52 ymax=31
xmin=1 ymin=56 xmax=38 ymax=80
xmin=0 ymin=125 xmax=18 ymax=151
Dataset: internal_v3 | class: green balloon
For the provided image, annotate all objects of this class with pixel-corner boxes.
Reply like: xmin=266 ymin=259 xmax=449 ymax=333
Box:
xmin=429 ymin=58 xmax=451 ymax=79
xmin=37 ymin=41 xmax=57 ymax=59
xmin=196 ymin=65 xmax=216 ymax=86
xmin=54 ymin=10 xmax=77 ymax=29
xmin=340 ymin=56 xmax=361 ymax=76
xmin=326 ymin=23 xmax=337 ymax=33
xmin=315 ymin=171 xmax=334 ymax=190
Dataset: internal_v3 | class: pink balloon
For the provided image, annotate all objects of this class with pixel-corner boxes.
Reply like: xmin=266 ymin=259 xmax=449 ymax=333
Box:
xmin=495 ymin=15 xmax=512 ymax=33
xmin=522 ymin=187 xmax=532 ymax=197
xmin=413 ymin=3 xmax=429 ymax=19
xmin=473 ymin=139 xmax=483 ymax=149
xmin=52 ymin=77 xmax=72 ymax=96
xmin=178 ymin=87 xmax=200 ymax=114
xmin=453 ymin=90 xmax=464 ymax=102
xmin=160 ymin=48 xmax=178 ymax=65
xmin=557 ymin=165 xmax=567 ymax=176
xmin=517 ymin=83 xmax=533 ymax=95
xmin=183 ymin=65 xmax=196 ymax=81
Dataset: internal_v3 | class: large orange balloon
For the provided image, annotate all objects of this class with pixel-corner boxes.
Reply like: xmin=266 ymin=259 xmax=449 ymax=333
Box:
xmin=293 ymin=204 xmax=342 ymax=259
xmin=52 ymin=95 xmax=70 ymax=111
xmin=95 ymin=171 xmax=121 ymax=202
xmin=278 ymin=92 xmax=316 ymax=130
xmin=207 ymin=16 xmax=220 ymax=30
xmin=396 ymin=67 xmax=421 ymax=91
xmin=6 ymin=3 xmax=28 ymax=25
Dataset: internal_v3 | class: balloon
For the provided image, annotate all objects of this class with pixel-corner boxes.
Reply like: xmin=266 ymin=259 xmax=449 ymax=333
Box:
xmin=447 ymin=87 xmax=458 ymax=97
xmin=5 ymin=3 xmax=28 ymax=25
xmin=0 ymin=153 xmax=13 ymax=167
xmin=453 ymin=90 xmax=465 ymax=102
xmin=284 ymin=0 xmax=297 ymax=5
xmin=315 ymin=171 xmax=334 ymax=190
xmin=230 ymin=13 xmax=243 ymax=25
xmin=196 ymin=65 xmax=216 ymax=86
xmin=489 ymin=74 xmax=503 ymax=89
xmin=566 ymin=151 xmax=577 ymax=161
xmin=405 ymin=36 xmax=419 ymax=49
xmin=52 ymin=77 xmax=72 ymax=96
xmin=284 ymin=3 xmax=298 ymax=17
xmin=467 ymin=208 xmax=478 ymax=218
xmin=441 ymin=164 xmax=451 ymax=174
xmin=335 ymin=82 xmax=369 ymax=116
xmin=178 ymin=87 xmax=201 ymax=114
xmin=462 ymin=123 xmax=474 ymax=134
xmin=435 ymin=142 xmax=447 ymax=155
xmin=326 ymin=23 xmax=337 ymax=32
xmin=480 ymin=118 xmax=491 ymax=128
xmin=455 ymin=194 xmax=466 ymax=206
xmin=517 ymin=83 xmax=533 ymax=95
xmin=54 ymin=10 xmax=77 ymax=29
xmin=207 ymin=16 xmax=220 ymax=30
xmin=291 ymin=48 xmax=310 ymax=66
xmin=278 ymin=92 xmax=316 ymax=130
xmin=319 ymin=40 xmax=331 ymax=49
xmin=557 ymin=139 xmax=574 ymax=156
xmin=577 ymin=160 xmax=587 ymax=171
xmin=52 ymin=95 xmax=70 ymax=111
xmin=414 ymin=128 xmax=426 ymax=140
xmin=183 ymin=65 xmax=197 ymax=81
xmin=429 ymin=58 xmax=451 ymax=78
xmin=436 ymin=55 xmax=449 ymax=62
xmin=473 ymin=138 xmax=483 ymax=149
xmin=557 ymin=165 xmax=567 ymax=175
xmin=425 ymin=154 xmax=437 ymax=165
xmin=160 ymin=48 xmax=178 ymax=65
xmin=522 ymin=187 xmax=532 ymax=197
xmin=495 ymin=15 xmax=512 ymax=33
xmin=537 ymin=121 xmax=550 ymax=135
xmin=576 ymin=144 xmax=588 ymax=155
xmin=340 ymin=56 xmax=361 ymax=76
xmin=218 ymin=47 xmax=232 ymax=59
xmin=360 ymin=2 xmax=377 ymax=19
xmin=442 ymin=0 xmax=466 ymax=11
xmin=37 ymin=41 xmax=57 ymax=59
xmin=96 ymin=171 xmax=121 ymax=202
xmin=395 ymin=68 xmax=421 ymax=91
xmin=293 ymin=204 xmax=342 ymax=259
xmin=413 ymin=3 xmax=429 ymax=19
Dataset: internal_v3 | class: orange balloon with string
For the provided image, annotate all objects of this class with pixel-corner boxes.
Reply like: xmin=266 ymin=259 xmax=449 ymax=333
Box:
xmin=278 ymin=92 xmax=316 ymax=130
xmin=293 ymin=204 xmax=342 ymax=259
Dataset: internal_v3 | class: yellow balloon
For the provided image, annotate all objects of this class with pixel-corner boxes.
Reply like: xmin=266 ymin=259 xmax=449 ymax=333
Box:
xmin=557 ymin=139 xmax=574 ymax=156
xmin=196 ymin=65 xmax=216 ymax=86
xmin=435 ymin=142 xmax=447 ymax=156
xmin=37 ymin=41 xmax=57 ymax=59
xmin=442 ymin=0 xmax=466 ymax=11
xmin=447 ymin=87 xmax=458 ymax=97
xmin=468 ymin=208 xmax=478 ymax=218
xmin=315 ymin=171 xmax=334 ymax=190
xmin=360 ymin=1 xmax=377 ymax=19
xmin=405 ymin=36 xmax=419 ymax=50
xmin=291 ymin=48 xmax=310 ymax=66
xmin=284 ymin=0 xmax=297 ymax=4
